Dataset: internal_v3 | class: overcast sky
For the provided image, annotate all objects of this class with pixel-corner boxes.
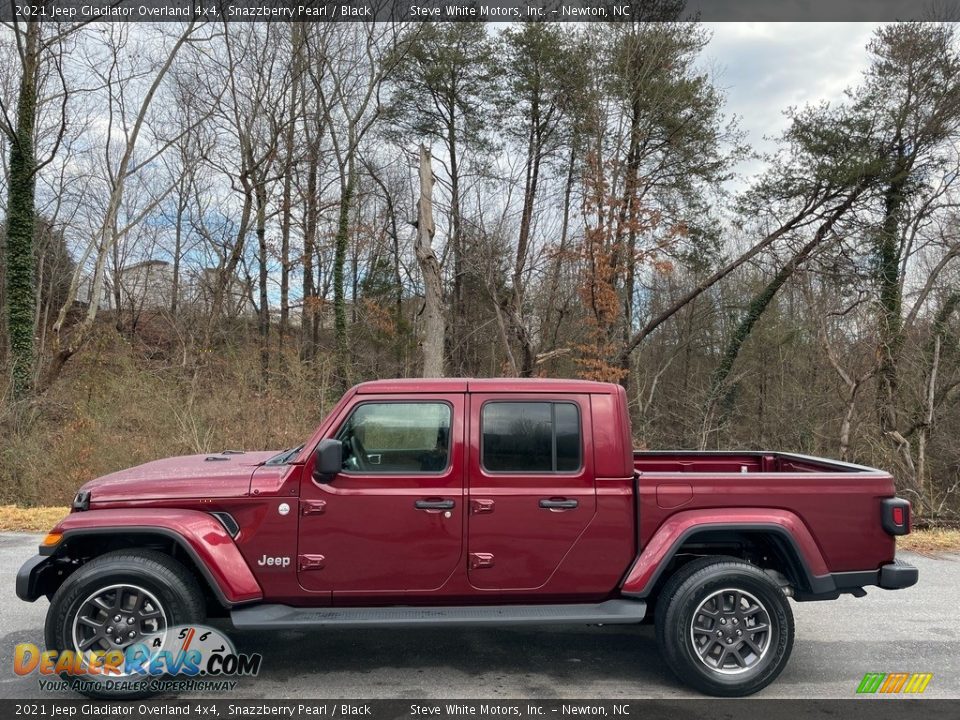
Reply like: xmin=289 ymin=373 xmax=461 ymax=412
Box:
xmin=701 ymin=22 xmax=882 ymax=182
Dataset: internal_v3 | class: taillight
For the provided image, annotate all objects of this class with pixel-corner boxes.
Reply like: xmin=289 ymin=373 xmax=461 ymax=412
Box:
xmin=881 ymin=498 xmax=910 ymax=536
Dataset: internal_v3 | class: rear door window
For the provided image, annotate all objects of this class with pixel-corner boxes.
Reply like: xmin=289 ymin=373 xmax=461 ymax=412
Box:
xmin=481 ymin=402 xmax=582 ymax=473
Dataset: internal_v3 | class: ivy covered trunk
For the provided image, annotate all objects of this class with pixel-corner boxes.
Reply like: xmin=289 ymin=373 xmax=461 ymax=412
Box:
xmin=702 ymin=190 xmax=865 ymax=439
xmin=4 ymin=21 xmax=39 ymax=396
xmin=875 ymin=172 xmax=908 ymax=435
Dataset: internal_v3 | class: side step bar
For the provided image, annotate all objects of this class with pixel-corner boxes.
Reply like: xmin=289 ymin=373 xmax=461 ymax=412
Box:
xmin=230 ymin=599 xmax=646 ymax=629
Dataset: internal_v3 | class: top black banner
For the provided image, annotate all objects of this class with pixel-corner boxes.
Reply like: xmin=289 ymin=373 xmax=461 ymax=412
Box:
xmin=2 ymin=0 xmax=956 ymax=23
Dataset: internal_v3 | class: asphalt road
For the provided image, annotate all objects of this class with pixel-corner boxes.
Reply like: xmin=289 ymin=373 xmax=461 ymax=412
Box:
xmin=0 ymin=532 xmax=957 ymax=700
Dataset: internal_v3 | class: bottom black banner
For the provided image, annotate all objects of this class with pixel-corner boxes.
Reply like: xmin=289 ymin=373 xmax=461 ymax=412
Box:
xmin=3 ymin=699 xmax=957 ymax=720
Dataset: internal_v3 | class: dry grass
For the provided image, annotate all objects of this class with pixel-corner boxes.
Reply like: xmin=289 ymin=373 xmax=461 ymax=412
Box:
xmin=1 ymin=325 xmax=334 ymax=506
xmin=899 ymin=528 xmax=960 ymax=556
xmin=0 ymin=505 xmax=69 ymax=532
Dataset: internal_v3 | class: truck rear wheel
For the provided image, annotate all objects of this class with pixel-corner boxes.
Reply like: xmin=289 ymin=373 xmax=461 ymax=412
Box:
xmin=44 ymin=549 xmax=205 ymax=699
xmin=654 ymin=556 xmax=794 ymax=696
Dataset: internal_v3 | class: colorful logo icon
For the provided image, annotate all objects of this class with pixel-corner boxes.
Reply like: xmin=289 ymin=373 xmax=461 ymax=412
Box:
xmin=857 ymin=673 xmax=932 ymax=694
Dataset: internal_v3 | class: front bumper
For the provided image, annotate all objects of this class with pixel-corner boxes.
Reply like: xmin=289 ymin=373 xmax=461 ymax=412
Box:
xmin=16 ymin=554 xmax=53 ymax=602
xmin=879 ymin=557 xmax=919 ymax=590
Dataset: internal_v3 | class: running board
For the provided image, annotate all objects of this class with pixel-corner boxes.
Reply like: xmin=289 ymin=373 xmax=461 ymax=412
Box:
xmin=230 ymin=599 xmax=646 ymax=629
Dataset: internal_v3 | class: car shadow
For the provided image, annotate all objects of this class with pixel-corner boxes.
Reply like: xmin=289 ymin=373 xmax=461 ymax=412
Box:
xmin=216 ymin=621 xmax=683 ymax=695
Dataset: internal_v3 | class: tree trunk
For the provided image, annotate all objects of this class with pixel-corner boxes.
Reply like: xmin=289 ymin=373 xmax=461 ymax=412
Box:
xmin=280 ymin=25 xmax=303 ymax=337
xmin=112 ymin=241 xmax=122 ymax=331
xmin=301 ymin=156 xmax=318 ymax=362
xmin=386 ymin=182 xmax=403 ymax=363
xmin=279 ymin=133 xmax=293 ymax=336
xmin=618 ymin=95 xmax=644 ymax=388
xmin=509 ymin=100 xmax=542 ymax=377
xmin=875 ymin=172 xmax=908 ymax=435
xmin=4 ymin=20 xmax=40 ymax=396
xmin=415 ymin=145 xmax=445 ymax=377
xmin=333 ymin=160 xmax=356 ymax=391
xmin=256 ymin=180 xmax=270 ymax=384
xmin=170 ymin=182 xmax=186 ymax=318
xmin=543 ymin=143 xmax=576 ymax=352
xmin=446 ymin=115 xmax=464 ymax=374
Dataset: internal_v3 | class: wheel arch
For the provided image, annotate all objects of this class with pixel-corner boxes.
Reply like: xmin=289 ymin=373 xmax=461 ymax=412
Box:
xmin=28 ymin=510 xmax=262 ymax=609
xmin=621 ymin=510 xmax=835 ymax=600
xmin=44 ymin=528 xmax=235 ymax=610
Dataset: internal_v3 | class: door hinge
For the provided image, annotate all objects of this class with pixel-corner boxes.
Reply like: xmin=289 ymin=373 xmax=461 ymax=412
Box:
xmin=469 ymin=552 xmax=495 ymax=569
xmin=470 ymin=499 xmax=495 ymax=514
xmin=301 ymin=500 xmax=327 ymax=515
xmin=298 ymin=554 xmax=326 ymax=571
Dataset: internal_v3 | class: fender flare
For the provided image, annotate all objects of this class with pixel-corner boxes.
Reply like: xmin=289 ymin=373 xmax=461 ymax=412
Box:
xmin=36 ymin=508 xmax=262 ymax=607
xmin=620 ymin=508 xmax=834 ymax=598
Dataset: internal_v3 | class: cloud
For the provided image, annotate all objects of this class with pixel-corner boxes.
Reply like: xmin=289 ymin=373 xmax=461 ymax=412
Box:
xmin=702 ymin=22 xmax=882 ymax=182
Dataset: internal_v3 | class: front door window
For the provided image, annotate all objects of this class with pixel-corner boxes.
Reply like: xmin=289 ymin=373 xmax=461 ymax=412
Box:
xmin=336 ymin=402 xmax=451 ymax=473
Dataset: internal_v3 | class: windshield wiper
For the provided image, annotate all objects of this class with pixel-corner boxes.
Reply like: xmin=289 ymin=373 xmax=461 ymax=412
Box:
xmin=266 ymin=444 xmax=304 ymax=465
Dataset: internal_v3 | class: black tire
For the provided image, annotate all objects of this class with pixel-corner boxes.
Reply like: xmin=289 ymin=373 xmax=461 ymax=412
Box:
xmin=654 ymin=556 xmax=794 ymax=697
xmin=45 ymin=549 xmax=205 ymax=700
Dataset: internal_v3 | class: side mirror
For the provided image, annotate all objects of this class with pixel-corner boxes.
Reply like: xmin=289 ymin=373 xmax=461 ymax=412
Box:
xmin=312 ymin=439 xmax=342 ymax=482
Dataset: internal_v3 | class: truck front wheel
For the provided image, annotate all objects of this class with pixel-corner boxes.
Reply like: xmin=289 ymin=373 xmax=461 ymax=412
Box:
xmin=44 ymin=549 xmax=206 ymax=699
xmin=654 ymin=556 xmax=794 ymax=696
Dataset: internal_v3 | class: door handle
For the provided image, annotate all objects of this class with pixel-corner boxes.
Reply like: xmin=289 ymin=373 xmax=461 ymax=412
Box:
xmin=471 ymin=498 xmax=495 ymax=514
xmin=414 ymin=499 xmax=455 ymax=511
xmin=298 ymin=554 xmax=325 ymax=571
xmin=301 ymin=500 xmax=327 ymax=515
xmin=539 ymin=498 xmax=578 ymax=510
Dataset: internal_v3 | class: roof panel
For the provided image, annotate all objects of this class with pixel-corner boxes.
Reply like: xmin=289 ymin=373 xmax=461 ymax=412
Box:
xmin=354 ymin=378 xmax=617 ymax=394
xmin=355 ymin=378 xmax=469 ymax=394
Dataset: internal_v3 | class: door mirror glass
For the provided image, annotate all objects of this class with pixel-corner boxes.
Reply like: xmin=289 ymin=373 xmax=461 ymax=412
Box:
xmin=313 ymin=439 xmax=342 ymax=482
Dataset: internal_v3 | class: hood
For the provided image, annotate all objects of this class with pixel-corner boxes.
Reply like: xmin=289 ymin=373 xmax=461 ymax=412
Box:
xmin=79 ymin=451 xmax=279 ymax=503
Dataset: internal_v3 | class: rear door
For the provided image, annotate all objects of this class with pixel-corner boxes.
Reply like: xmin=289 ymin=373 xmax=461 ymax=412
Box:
xmin=466 ymin=393 xmax=596 ymax=590
xmin=297 ymin=393 xmax=464 ymax=595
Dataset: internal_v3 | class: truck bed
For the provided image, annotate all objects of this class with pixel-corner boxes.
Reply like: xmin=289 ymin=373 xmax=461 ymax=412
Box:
xmin=631 ymin=450 xmax=895 ymax=574
xmin=634 ymin=450 xmax=879 ymax=475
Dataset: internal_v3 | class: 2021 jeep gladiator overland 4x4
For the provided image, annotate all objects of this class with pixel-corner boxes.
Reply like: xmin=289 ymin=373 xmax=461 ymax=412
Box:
xmin=18 ymin=378 xmax=918 ymax=697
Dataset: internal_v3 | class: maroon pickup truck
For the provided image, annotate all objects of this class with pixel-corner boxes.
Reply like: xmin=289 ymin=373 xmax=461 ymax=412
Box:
xmin=18 ymin=378 xmax=917 ymax=697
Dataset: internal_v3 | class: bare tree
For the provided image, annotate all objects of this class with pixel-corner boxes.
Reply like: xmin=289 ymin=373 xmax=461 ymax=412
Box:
xmin=46 ymin=22 xmax=206 ymax=388
xmin=414 ymin=145 xmax=444 ymax=377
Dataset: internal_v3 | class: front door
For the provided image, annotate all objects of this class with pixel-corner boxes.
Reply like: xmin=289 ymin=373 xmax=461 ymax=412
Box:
xmin=467 ymin=394 xmax=596 ymax=591
xmin=297 ymin=394 xmax=464 ymax=596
